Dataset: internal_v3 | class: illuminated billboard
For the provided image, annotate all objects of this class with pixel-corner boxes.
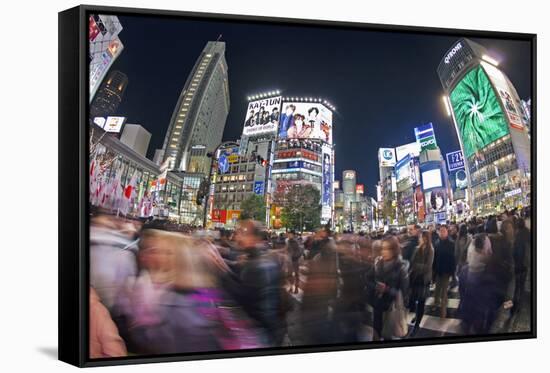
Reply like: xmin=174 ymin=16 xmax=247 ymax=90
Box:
xmin=425 ymin=188 xmax=447 ymax=214
xmin=356 ymin=184 xmax=364 ymax=195
xmin=481 ymin=62 xmax=525 ymax=130
xmin=278 ymin=102 xmax=332 ymax=144
xmin=378 ymin=148 xmax=396 ymax=167
xmin=421 ymin=168 xmax=443 ymax=190
xmin=395 ymin=155 xmax=416 ymax=191
xmin=414 ymin=123 xmax=437 ymax=151
xmin=103 ymin=116 xmax=126 ymax=133
xmin=449 ymin=66 xmax=509 ymax=158
xmin=396 ymin=142 xmax=421 ymax=161
xmin=243 ymin=96 xmax=281 ymax=137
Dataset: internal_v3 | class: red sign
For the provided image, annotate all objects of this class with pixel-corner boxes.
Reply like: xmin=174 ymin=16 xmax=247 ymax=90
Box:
xmin=211 ymin=209 xmax=227 ymax=223
xmin=356 ymin=184 xmax=364 ymax=194
xmin=89 ymin=16 xmax=100 ymax=41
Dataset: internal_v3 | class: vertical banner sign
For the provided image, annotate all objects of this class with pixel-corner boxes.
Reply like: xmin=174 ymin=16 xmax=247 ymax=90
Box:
xmin=322 ymin=145 xmax=332 ymax=221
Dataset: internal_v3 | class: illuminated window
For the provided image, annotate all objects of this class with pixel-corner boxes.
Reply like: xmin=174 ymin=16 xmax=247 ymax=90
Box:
xmin=173 ymin=132 xmax=180 ymax=135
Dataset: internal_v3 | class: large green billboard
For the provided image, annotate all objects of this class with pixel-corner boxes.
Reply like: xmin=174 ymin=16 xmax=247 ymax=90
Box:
xmin=450 ymin=66 xmax=509 ymax=158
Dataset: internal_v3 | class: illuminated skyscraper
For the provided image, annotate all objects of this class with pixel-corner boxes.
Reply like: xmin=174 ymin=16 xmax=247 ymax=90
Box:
xmin=437 ymin=38 xmax=531 ymax=214
xmin=89 ymin=70 xmax=128 ymax=119
xmin=161 ymin=41 xmax=230 ymax=174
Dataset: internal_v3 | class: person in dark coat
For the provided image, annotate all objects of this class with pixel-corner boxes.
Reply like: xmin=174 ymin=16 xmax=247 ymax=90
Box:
xmin=512 ymin=218 xmax=530 ymax=314
xmin=455 ymin=223 xmax=472 ymax=300
xmin=485 ymin=218 xmax=515 ymax=330
xmin=433 ymin=225 xmax=456 ymax=319
xmin=301 ymin=228 xmax=339 ymax=345
xmin=228 ymin=220 xmax=286 ymax=346
xmin=460 ymin=233 xmax=493 ymax=334
xmin=402 ymin=224 xmax=421 ymax=263
xmin=408 ymin=230 xmax=434 ymax=336
xmin=368 ymin=236 xmax=409 ymax=340
xmin=286 ymin=230 xmax=304 ymax=294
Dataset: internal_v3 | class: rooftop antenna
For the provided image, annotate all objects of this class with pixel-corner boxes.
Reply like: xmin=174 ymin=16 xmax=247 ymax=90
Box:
xmin=216 ymin=34 xmax=223 ymax=41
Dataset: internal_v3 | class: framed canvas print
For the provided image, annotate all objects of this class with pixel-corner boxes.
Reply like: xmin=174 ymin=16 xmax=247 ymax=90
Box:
xmin=58 ymin=4 xmax=536 ymax=367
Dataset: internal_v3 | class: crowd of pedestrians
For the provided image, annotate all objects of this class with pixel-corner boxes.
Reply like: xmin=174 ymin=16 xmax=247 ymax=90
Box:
xmin=88 ymin=207 xmax=531 ymax=358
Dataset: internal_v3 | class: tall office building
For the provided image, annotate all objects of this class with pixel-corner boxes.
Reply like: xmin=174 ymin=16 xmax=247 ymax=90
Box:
xmin=90 ymin=70 xmax=128 ymax=119
xmin=437 ymin=38 xmax=531 ymax=214
xmin=161 ymin=41 xmax=230 ymax=174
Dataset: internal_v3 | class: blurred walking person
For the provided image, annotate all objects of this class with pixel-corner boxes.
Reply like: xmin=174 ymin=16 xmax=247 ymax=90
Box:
xmin=433 ymin=225 xmax=456 ymax=319
xmin=407 ymin=230 xmax=434 ymax=337
xmin=227 ymin=220 xmax=287 ymax=346
xmin=301 ymin=227 xmax=339 ymax=345
xmin=286 ymin=230 xmax=304 ymax=294
xmin=369 ymin=236 xmax=409 ymax=340
xmin=512 ymin=218 xmax=530 ymax=315
xmin=460 ymin=233 xmax=492 ymax=334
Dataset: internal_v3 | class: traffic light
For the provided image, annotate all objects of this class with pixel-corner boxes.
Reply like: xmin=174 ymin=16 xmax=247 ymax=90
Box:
xmin=256 ymin=155 xmax=268 ymax=167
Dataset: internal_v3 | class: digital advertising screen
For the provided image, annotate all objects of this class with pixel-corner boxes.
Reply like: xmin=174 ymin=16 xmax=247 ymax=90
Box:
xmin=278 ymin=102 xmax=332 ymax=144
xmin=421 ymin=168 xmax=443 ymax=190
xmin=450 ymin=66 xmax=510 ymax=158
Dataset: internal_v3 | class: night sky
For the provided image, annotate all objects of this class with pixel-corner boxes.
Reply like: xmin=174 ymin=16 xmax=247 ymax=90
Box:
xmin=109 ymin=13 xmax=531 ymax=197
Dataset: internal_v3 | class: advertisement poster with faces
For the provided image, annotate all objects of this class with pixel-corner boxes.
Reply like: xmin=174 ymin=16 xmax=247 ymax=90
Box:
xmin=424 ymin=188 xmax=447 ymax=215
xmin=242 ymin=96 xmax=282 ymax=136
xmin=481 ymin=62 xmax=524 ymax=130
xmin=278 ymin=102 xmax=333 ymax=144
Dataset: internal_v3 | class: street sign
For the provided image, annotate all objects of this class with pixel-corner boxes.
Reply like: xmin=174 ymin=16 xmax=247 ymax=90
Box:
xmin=218 ymin=154 xmax=229 ymax=174
xmin=254 ymin=181 xmax=265 ymax=195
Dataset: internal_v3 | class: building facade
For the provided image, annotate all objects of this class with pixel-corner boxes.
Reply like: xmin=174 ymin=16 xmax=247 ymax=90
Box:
xmin=438 ymin=38 xmax=531 ymax=214
xmin=89 ymin=14 xmax=124 ymax=101
xmin=160 ymin=41 xmax=230 ymax=174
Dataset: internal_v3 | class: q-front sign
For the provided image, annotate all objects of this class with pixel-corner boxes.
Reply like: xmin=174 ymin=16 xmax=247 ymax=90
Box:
xmin=444 ymin=42 xmax=463 ymax=64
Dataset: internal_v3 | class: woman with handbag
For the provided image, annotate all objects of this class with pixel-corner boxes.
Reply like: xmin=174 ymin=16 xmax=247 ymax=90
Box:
xmin=369 ymin=236 xmax=409 ymax=340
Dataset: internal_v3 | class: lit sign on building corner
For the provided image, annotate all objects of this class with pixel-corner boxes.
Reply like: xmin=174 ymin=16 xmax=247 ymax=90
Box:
xmin=444 ymin=42 xmax=463 ymax=64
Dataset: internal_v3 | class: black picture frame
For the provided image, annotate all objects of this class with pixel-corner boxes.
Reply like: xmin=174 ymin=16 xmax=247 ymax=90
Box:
xmin=58 ymin=4 xmax=537 ymax=368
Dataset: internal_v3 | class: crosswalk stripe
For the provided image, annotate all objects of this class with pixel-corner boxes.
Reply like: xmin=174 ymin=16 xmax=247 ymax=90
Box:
xmin=411 ymin=313 xmax=463 ymax=334
xmin=425 ymin=296 xmax=460 ymax=309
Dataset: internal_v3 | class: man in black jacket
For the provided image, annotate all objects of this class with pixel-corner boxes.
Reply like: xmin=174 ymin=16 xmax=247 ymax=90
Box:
xmin=433 ymin=225 xmax=456 ymax=319
xmin=229 ymin=220 xmax=286 ymax=346
xmin=402 ymin=224 xmax=421 ymax=263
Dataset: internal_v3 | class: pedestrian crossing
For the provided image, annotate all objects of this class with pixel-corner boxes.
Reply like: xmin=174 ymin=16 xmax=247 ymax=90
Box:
xmin=285 ymin=275 xmax=465 ymax=343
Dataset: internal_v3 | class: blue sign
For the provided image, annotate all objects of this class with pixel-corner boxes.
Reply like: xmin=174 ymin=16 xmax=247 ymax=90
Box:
xmin=446 ymin=150 xmax=465 ymax=172
xmin=218 ymin=154 xmax=229 ymax=174
xmin=254 ymin=181 xmax=265 ymax=195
